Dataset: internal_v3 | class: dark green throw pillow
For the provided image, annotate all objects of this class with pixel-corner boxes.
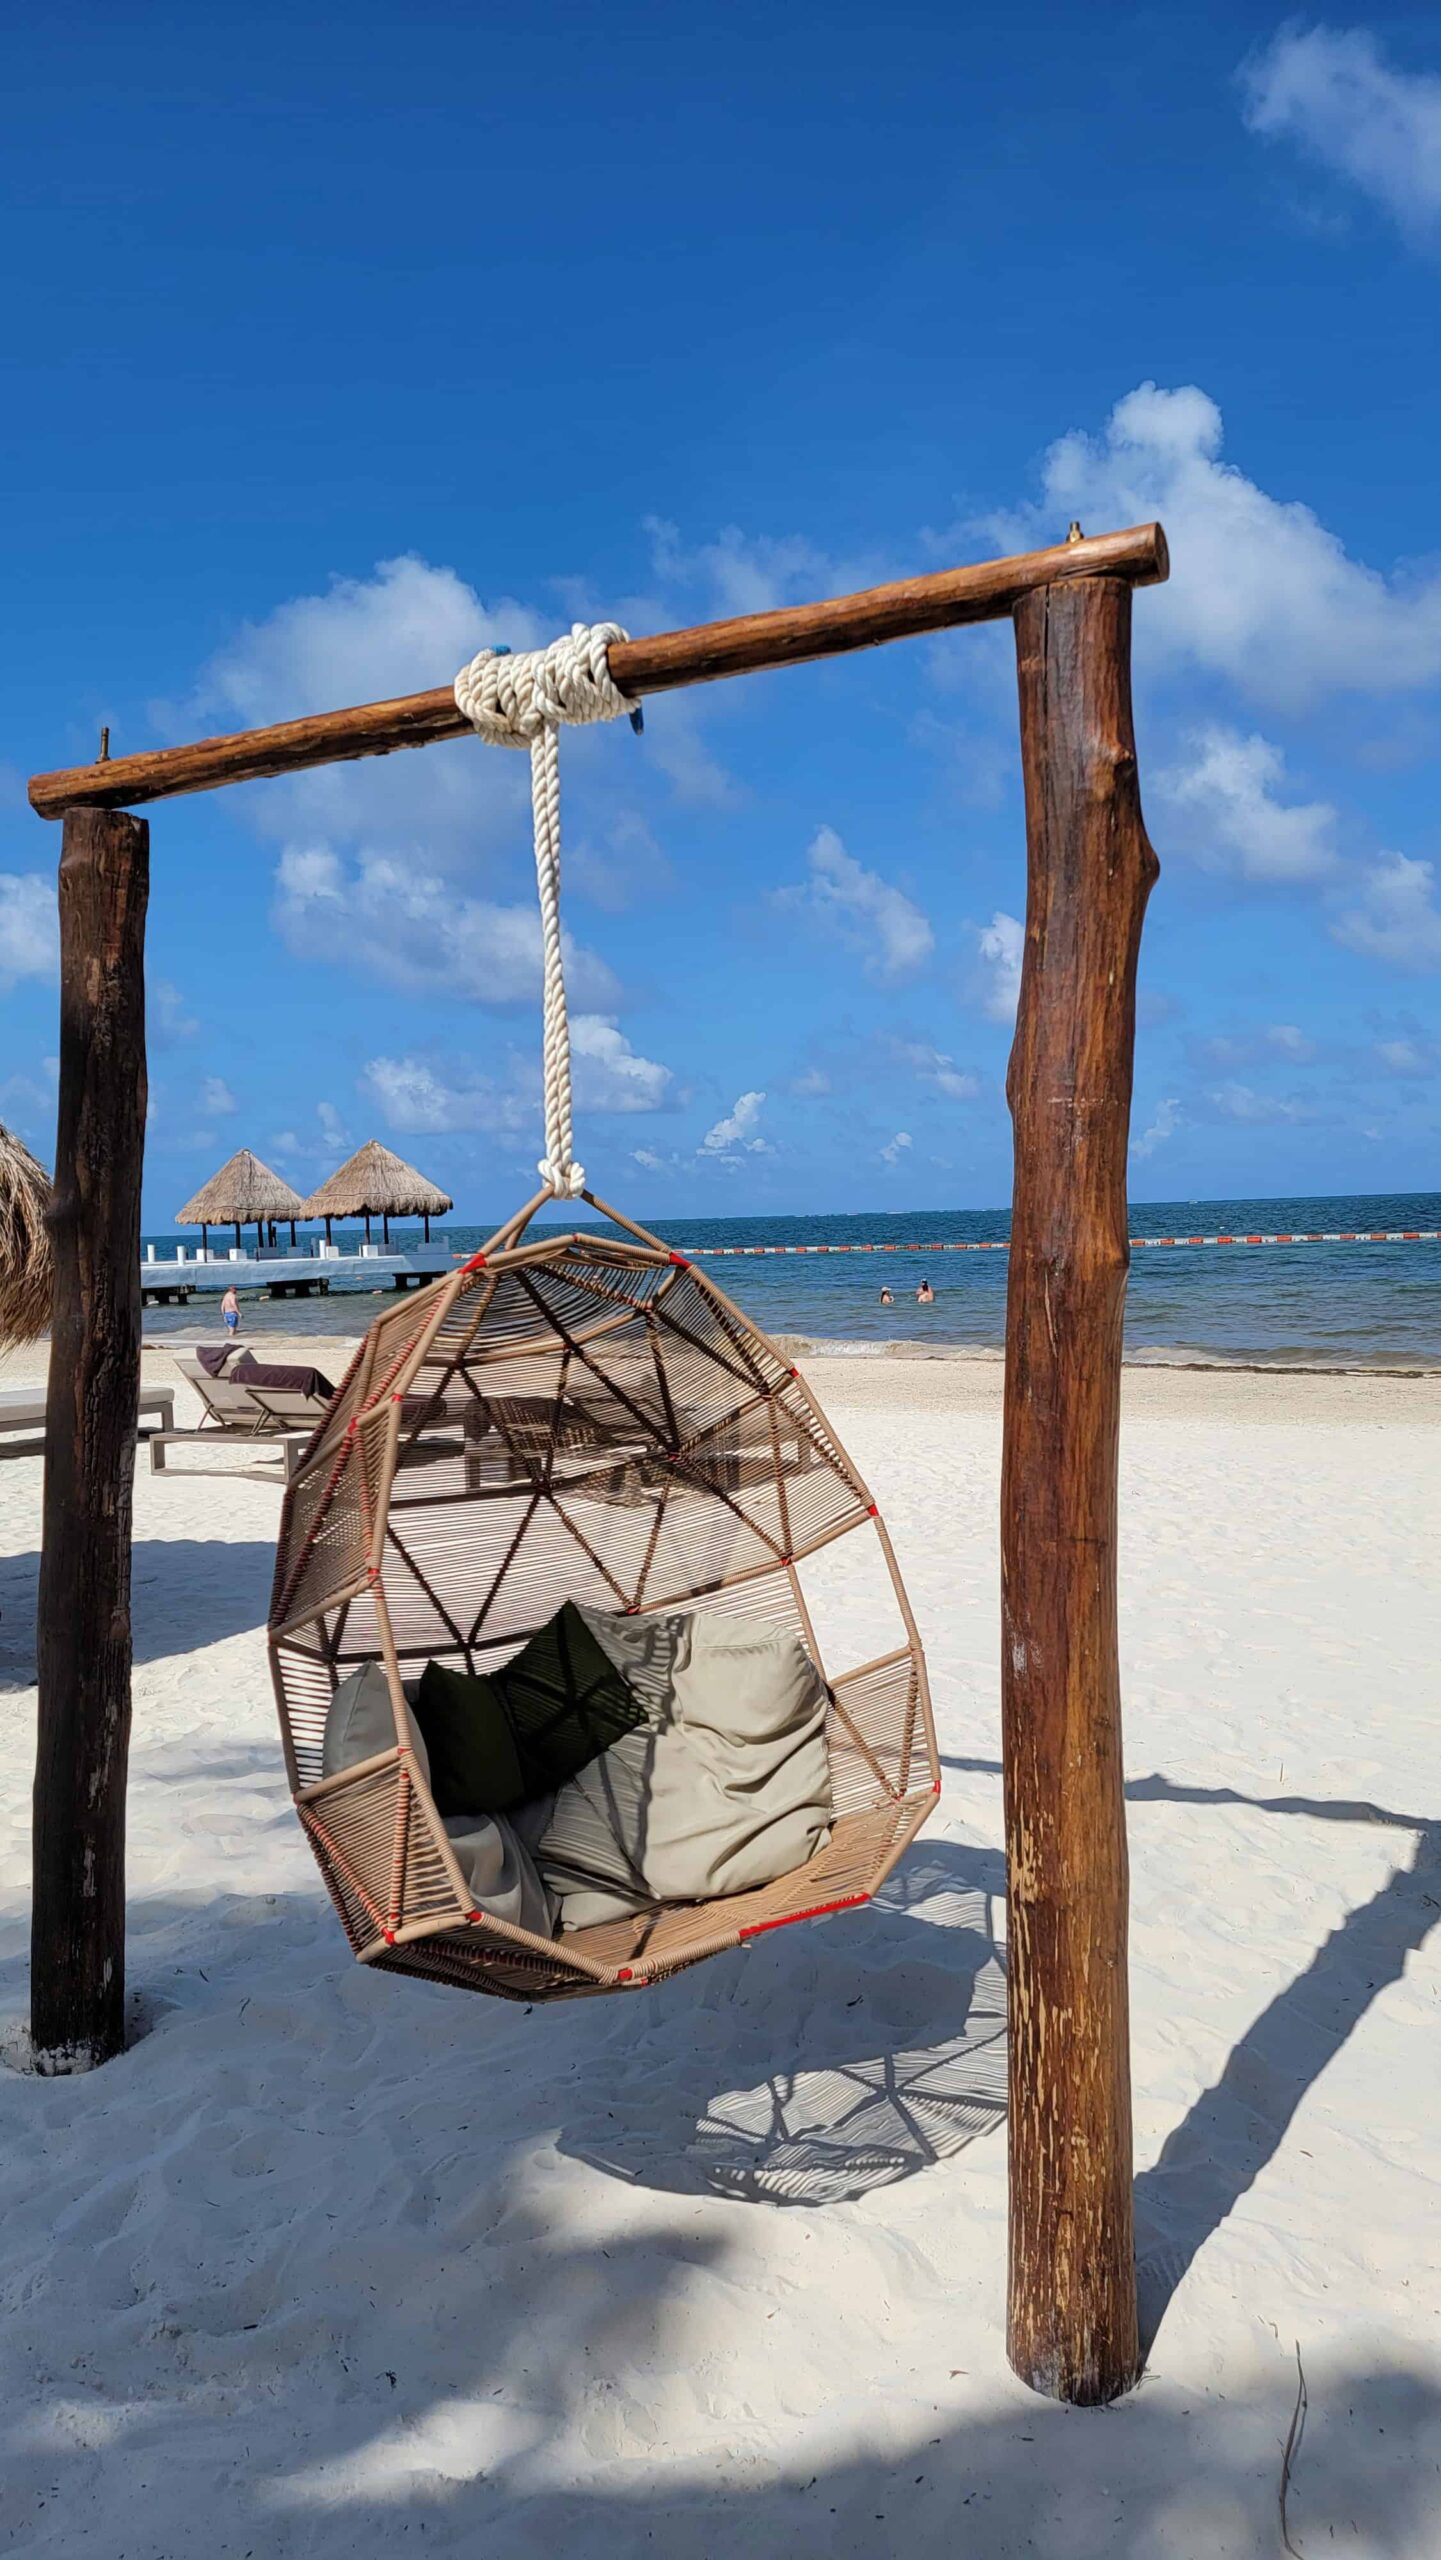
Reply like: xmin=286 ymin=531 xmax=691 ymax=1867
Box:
xmin=414 ymin=1658 xmax=528 ymax=1815
xmin=414 ymin=1603 xmax=645 ymax=1817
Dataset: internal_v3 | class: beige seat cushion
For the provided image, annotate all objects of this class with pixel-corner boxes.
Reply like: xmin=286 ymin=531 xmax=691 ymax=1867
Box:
xmin=538 ymin=1611 xmax=833 ymax=1930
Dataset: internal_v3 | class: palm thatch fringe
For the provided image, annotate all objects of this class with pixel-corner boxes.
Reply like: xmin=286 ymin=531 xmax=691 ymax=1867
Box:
xmin=0 ymin=1122 xmax=53 ymax=1347
xmin=300 ymin=1140 xmax=453 ymax=1223
xmin=175 ymin=1148 xmax=307 ymax=1227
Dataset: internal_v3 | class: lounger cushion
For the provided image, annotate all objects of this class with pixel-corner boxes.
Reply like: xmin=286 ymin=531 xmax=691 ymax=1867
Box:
xmin=538 ymin=1612 xmax=833 ymax=1929
xmin=230 ymin=1353 xmax=335 ymax=1398
xmin=321 ymin=1663 xmax=554 ymax=1931
xmin=413 ymin=1602 xmax=646 ymax=1817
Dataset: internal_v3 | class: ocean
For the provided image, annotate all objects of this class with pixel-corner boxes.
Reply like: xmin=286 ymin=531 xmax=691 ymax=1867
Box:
xmin=140 ymin=1190 xmax=1441 ymax=1371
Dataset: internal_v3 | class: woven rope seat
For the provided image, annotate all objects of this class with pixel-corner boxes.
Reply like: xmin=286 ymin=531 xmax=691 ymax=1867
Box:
xmin=268 ymin=1194 xmax=940 ymax=2004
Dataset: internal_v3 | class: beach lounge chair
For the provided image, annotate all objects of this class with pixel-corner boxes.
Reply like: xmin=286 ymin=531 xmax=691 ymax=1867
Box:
xmin=149 ymin=1359 xmax=333 ymax=1481
xmin=0 ymin=1385 xmax=175 ymax=1462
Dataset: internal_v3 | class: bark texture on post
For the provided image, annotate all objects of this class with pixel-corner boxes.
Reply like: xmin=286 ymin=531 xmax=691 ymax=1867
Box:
xmin=32 ymin=807 xmax=149 ymax=2072
xmin=1002 ymin=576 xmax=1157 ymax=2403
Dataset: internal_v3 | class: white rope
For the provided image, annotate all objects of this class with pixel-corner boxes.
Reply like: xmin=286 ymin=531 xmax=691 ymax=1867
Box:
xmin=453 ymin=623 xmax=636 ymax=1197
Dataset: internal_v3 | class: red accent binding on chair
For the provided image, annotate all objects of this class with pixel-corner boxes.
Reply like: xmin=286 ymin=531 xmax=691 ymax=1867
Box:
xmin=866 ymin=1504 xmax=878 ymax=1518
xmin=668 ymin=1252 xmax=690 ymax=1267
xmin=739 ymin=1891 xmax=869 ymax=1941
xmin=462 ymin=1251 xmax=488 ymax=1272
xmin=617 ymin=1966 xmax=634 ymax=1981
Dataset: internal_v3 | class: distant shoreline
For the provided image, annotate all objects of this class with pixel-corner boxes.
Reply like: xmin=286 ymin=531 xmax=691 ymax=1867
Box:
xmin=115 ymin=1321 xmax=1441 ymax=1380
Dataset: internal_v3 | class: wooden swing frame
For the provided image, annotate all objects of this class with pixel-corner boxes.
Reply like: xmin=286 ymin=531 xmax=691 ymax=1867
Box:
xmin=26 ymin=517 xmax=1167 ymax=2406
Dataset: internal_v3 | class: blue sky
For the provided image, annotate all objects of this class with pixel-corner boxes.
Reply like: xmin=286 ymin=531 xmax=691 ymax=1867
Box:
xmin=3 ymin=3 xmax=1440 ymax=1225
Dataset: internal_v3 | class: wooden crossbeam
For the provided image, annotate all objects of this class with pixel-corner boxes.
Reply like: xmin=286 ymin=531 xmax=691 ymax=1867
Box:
xmin=28 ymin=523 xmax=1167 ymax=815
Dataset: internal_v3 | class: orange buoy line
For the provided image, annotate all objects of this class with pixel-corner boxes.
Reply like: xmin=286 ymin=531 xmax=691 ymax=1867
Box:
xmin=677 ymin=1229 xmax=1441 ymax=1258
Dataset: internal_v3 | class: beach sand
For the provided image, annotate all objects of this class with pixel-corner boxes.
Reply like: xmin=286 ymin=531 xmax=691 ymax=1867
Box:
xmin=1 ymin=1342 xmax=1438 ymax=2555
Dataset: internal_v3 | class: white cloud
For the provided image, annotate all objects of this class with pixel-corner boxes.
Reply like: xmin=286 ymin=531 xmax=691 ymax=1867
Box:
xmin=189 ymin=555 xmax=540 ymax=726
xmin=176 ymin=556 xmax=552 ymax=868
xmin=1132 ymin=1096 xmax=1182 ymax=1160
xmin=360 ymin=1016 xmax=670 ymax=1142
xmin=1198 ymin=1022 xmax=1321 ymax=1069
xmin=360 ymin=1057 xmax=512 ymax=1137
xmin=896 ymin=1040 xmax=980 ymax=1100
xmin=1332 ymin=854 xmax=1441 ymax=970
xmin=567 ymin=810 xmax=673 ymax=911
xmin=975 ymin=911 xmax=1024 ymax=1022
xmin=568 ymin=1016 xmax=672 ymax=1113
xmin=271 ymin=1099 xmax=353 ymax=1168
xmin=778 ymin=825 xmax=934 ymax=983
xmin=880 ymin=1130 xmax=913 ymax=1165
xmin=200 ymin=1077 xmax=237 ymax=1116
xmin=701 ymin=1090 xmax=768 ymax=1154
xmin=790 ymin=1067 xmax=832 ymax=1098
xmin=0 ymin=1055 xmax=59 ymax=1135
xmin=1241 ymin=25 xmax=1441 ymax=240
xmin=645 ymin=516 xmax=846 ymax=618
xmin=1011 ymin=383 xmax=1441 ymax=708
xmin=1208 ymin=1081 xmax=1306 ymax=1125
xmin=272 ymin=846 xmax=621 ymax=1010
xmin=1156 ymin=727 xmax=1339 ymax=882
xmin=1266 ymin=1022 xmax=1316 ymax=1061
xmin=0 ymin=874 xmax=57 ymax=990
xmin=1375 ymin=1037 xmax=1435 ymax=1077
xmin=151 ymin=979 xmax=199 ymax=1045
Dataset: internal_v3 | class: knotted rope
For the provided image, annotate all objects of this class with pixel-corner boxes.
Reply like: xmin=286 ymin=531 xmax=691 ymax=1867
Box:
xmin=454 ymin=623 xmax=637 ymax=1197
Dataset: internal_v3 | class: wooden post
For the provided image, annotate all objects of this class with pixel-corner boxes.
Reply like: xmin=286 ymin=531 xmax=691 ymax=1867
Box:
xmin=1001 ymin=576 xmax=1157 ymax=2402
xmin=32 ymin=807 xmax=149 ymax=2072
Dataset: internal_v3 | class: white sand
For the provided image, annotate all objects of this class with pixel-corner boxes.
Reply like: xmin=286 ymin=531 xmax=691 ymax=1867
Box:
xmin=1 ymin=1347 xmax=1438 ymax=2557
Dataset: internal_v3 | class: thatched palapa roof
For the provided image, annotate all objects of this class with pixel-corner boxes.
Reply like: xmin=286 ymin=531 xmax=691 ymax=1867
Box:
xmin=175 ymin=1149 xmax=306 ymax=1227
xmin=300 ymin=1140 xmax=453 ymax=1223
xmin=0 ymin=1122 xmax=53 ymax=1346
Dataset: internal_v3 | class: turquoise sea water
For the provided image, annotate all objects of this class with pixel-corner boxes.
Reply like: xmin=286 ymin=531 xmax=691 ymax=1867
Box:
xmin=141 ymin=1191 xmax=1441 ymax=1370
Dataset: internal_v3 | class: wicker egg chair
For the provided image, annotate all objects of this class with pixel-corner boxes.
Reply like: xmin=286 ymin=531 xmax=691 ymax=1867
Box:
xmin=268 ymin=1191 xmax=940 ymax=2004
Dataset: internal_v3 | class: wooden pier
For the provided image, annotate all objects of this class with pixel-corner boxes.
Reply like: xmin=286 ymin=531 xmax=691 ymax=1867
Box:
xmin=139 ymin=1246 xmax=452 ymax=1308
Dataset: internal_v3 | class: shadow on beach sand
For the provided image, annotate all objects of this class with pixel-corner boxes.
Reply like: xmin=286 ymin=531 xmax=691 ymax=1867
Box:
xmin=942 ymin=1753 xmax=1440 ymax=2354
xmin=2 ymin=1804 xmax=1437 ymax=2555
xmin=558 ymin=1835 xmax=1008 ymax=2206
xmin=0 ymin=1538 xmax=277 ymax=1687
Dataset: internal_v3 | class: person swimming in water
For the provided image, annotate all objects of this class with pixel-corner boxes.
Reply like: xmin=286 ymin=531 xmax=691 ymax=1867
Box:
xmin=879 ymin=1286 xmax=894 ymax=1305
xmin=915 ymin=1276 xmax=934 ymax=1305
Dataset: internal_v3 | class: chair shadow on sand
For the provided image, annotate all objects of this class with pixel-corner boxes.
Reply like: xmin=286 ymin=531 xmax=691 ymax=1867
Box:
xmin=559 ymin=1835 xmax=1009 ymax=2208
xmin=573 ymin=1745 xmax=1436 ymax=2349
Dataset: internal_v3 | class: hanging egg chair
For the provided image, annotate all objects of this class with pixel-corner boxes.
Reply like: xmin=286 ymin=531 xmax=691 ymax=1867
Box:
xmin=268 ymin=1194 xmax=938 ymax=2001
xmin=266 ymin=625 xmax=939 ymax=2002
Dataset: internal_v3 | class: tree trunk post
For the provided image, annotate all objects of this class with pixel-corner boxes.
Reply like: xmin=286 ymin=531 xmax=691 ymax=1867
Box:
xmin=32 ymin=806 xmax=149 ymax=2073
xmin=1002 ymin=575 xmax=1157 ymax=2402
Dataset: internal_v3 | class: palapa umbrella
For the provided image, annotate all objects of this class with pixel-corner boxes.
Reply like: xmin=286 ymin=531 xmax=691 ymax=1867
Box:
xmin=175 ymin=1148 xmax=307 ymax=1254
xmin=0 ymin=1122 xmax=53 ymax=1346
xmin=300 ymin=1139 xmax=453 ymax=1247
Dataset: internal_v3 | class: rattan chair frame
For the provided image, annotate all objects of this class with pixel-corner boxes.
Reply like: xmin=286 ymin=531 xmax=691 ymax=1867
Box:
xmin=267 ymin=1188 xmax=940 ymax=2003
